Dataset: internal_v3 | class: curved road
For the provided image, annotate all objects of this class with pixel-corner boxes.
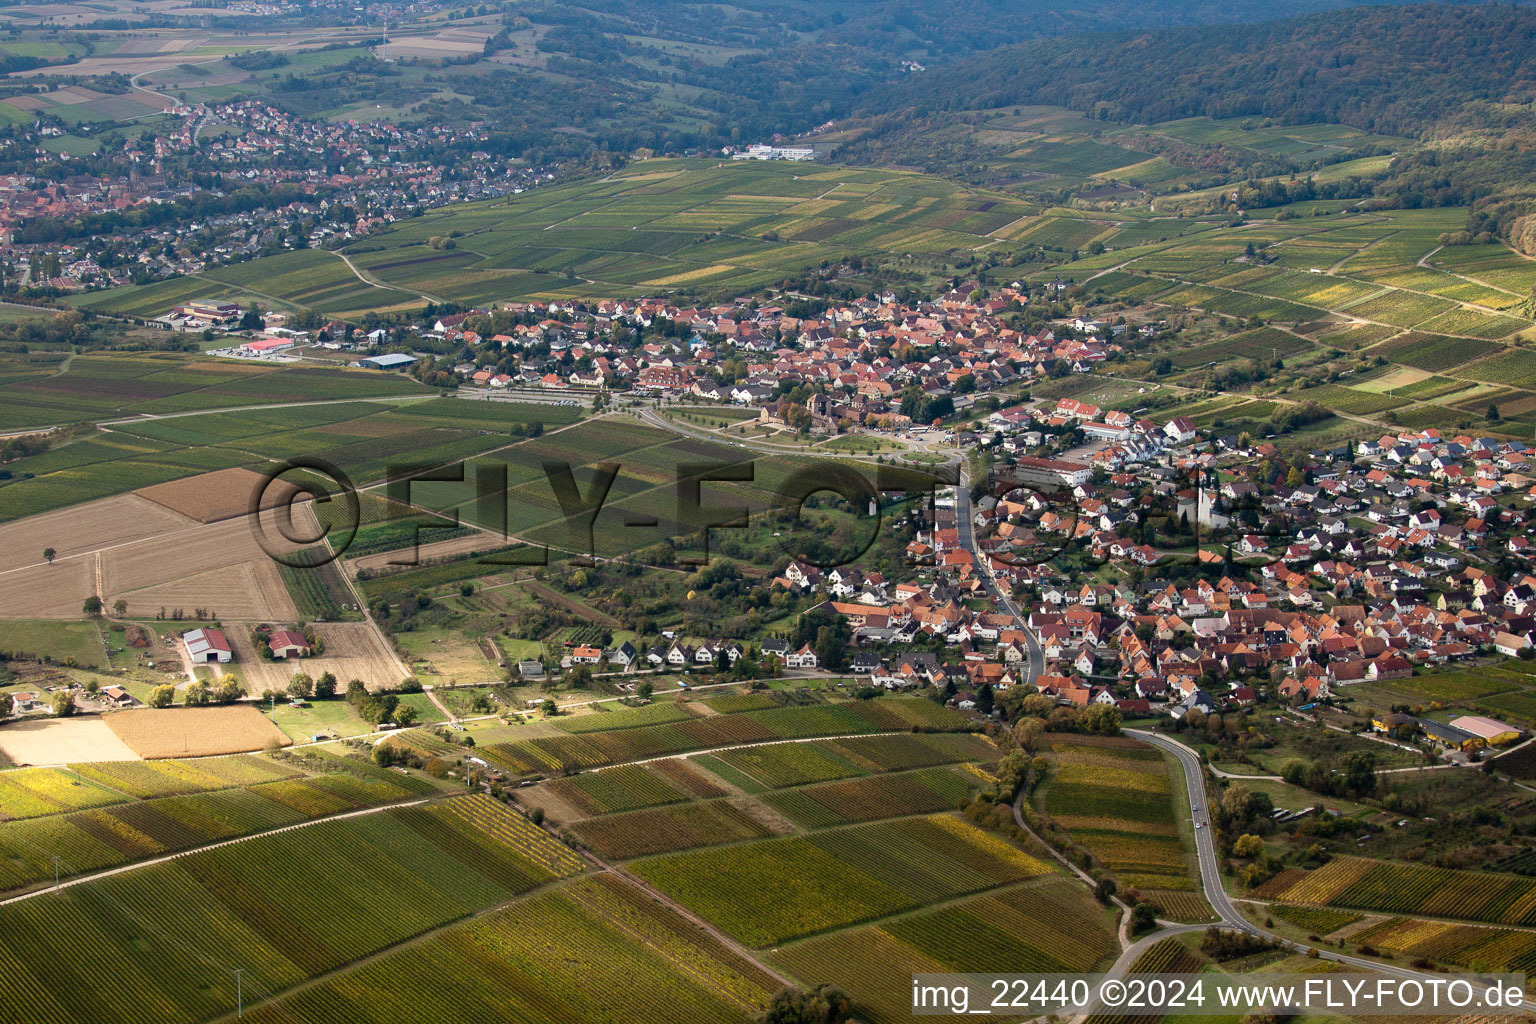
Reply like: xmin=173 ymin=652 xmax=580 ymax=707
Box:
xmin=1128 ymin=727 xmax=1440 ymax=981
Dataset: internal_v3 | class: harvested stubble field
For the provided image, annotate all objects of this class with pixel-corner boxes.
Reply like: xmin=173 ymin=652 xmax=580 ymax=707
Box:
xmin=97 ymin=508 xmax=312 ymax=622
xmin=228 ymin=622 xmax=405 ymax=694
xmin=0 ymin=493 xmax=194 ymax=573
xmin=104 ymin=704 xmax=291 ymax=758
xmin=0 ymin=717 xmax=141 ymax=765
xmin=134 ymin=466 xmax=306 ymax=523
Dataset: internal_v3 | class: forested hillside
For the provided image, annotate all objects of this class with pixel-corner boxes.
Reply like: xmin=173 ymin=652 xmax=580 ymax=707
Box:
xmin=849 ymin=3 xmax=1536 ymax=251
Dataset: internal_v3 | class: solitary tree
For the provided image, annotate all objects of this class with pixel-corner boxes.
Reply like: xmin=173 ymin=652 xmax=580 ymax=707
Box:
xmin=82 ymin=595 xmax=102 ymax=616
xmin=287 ymin=672 xmax=314 ymax=700
xmin=112 ymin=598 xmax=127 ymax=617
xmin=50 ymin=691 xmax=76 ymax=717
xmin=147 ymin=685 xmax=176 ymax=709
xmin=42 ymin=547 xmax=55 ymax=565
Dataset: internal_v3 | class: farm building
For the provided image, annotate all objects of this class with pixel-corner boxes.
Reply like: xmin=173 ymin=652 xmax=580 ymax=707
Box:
xmin=183 ymin=628 xmax=233 ymax=663
xmin=1449 ymin=715 xmax=1522 ymax=747
xmin=241 ymin=337 xmax=293 ymax=354
xmin=356 ymin=353 xmax=416 ymax=371
xmin=267 ymin=630 xmax=311 ymax=659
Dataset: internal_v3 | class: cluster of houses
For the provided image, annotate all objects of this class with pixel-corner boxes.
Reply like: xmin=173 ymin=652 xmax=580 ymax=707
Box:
xmin=734 ymin=409 xmax=1536 ymax=732
xmin=411 ymin=284 xmax=1122 ymax=422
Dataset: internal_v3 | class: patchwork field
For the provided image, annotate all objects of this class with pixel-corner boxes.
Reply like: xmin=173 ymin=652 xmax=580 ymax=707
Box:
xmin=0 ymin=793 xmax=586 ymax=1024
xmin=630 ymin=814 xmax=1052 ymax=947
xmin=77 ymin=160 xmax=1038 ymax=315
xmin=238 ymin=873 xmax=778 ymax=1024
xmin=484 ymin=697 xmax=970 ymax=776
xmin=0 ymin=753 xmax=434 ymax=893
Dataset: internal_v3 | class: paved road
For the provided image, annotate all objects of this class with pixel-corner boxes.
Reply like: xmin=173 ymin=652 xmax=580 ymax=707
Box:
xmin=956 ymin=463 xmax=1044 ymax=687
xmin=1128 ymin=727 xmax=1440 ymax=981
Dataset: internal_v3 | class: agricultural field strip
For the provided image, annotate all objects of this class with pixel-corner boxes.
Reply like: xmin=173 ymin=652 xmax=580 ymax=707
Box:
xmin=0 ymin=795 xmax=429 ymax=908
xmin=0 ymin=406 xmax=611 ymax=584
xmin=1107 ymin=223 xmax=1532 ymax=340
xmin=584 ymin=730 xmax=912 ymax=772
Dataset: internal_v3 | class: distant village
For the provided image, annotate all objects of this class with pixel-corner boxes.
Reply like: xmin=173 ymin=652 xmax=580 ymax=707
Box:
xmin=0 ymin=99 xmax=552 ymax=293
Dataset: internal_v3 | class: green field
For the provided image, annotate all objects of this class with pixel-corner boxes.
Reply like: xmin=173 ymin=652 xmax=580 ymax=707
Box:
xmin=77 ymin=161 xmax=1037 ymax=316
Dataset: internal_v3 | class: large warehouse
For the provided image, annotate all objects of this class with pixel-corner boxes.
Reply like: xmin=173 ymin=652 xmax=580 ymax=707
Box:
xmin=183 ymin=628 xmax=233 ymax=664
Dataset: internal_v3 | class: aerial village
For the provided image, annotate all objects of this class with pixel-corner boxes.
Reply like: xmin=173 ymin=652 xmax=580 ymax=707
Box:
xmin=155 ymin=280 xmax=1536 ymax=762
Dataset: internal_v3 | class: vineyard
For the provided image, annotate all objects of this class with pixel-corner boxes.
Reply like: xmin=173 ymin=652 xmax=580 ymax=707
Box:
xmin=556 ymin=701 xmax=698 ymax=734
xmin=0 ymin=755 xmax=433 ymax=893
xmin=68 ymin=754 xmax=303 ymax=799
xmin=1254 ymin=856 xmax=1536 ymax=926
xmin=707 ymin=742 xmax=866 ymax=790
xmin=1041 ymin=736 xmax=1193 ymax=890
xmin=1137 ymin=890 xmax=1215 ymax=923
xmin=772 ymin=879 xmax=1117 ymax=1024
xmin=1348 ymin=916 xmax=1536 ymax=972
xmin=630 ymin=814 xmax=1051 ymax=946
xmin=0 ymin=767 xmax=125 ymax=820
xmin=484 ymin=697 xmax=971 ymax=775
xmin=571 ymin=800 xmax=773 ymax=859
xmin=0 ymin=794 xmax=585 ymax=1024
xmin=242 ymin=875 xmax=777 ymax=1024
xmin=763 ymin=767 xmax=977 ymax=828
xmin=543 ymin=764 xmax=692 ymax=816
xmin=1270 ymin=903 xmax=1362 ymax=935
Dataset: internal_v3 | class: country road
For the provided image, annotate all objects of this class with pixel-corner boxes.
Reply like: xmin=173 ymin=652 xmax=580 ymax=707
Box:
xmin=1127 ymin=728 xmax=1439 ymax=980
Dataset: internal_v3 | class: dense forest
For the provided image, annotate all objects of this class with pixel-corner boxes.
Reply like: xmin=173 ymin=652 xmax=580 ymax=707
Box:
xmin=254 ymin=0 xmax=1464 ymax=167
xmin=851 ymin=3 xmax=1536 ymax=250
xmin=856 ymin=3 xmax=1536 ymax=134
